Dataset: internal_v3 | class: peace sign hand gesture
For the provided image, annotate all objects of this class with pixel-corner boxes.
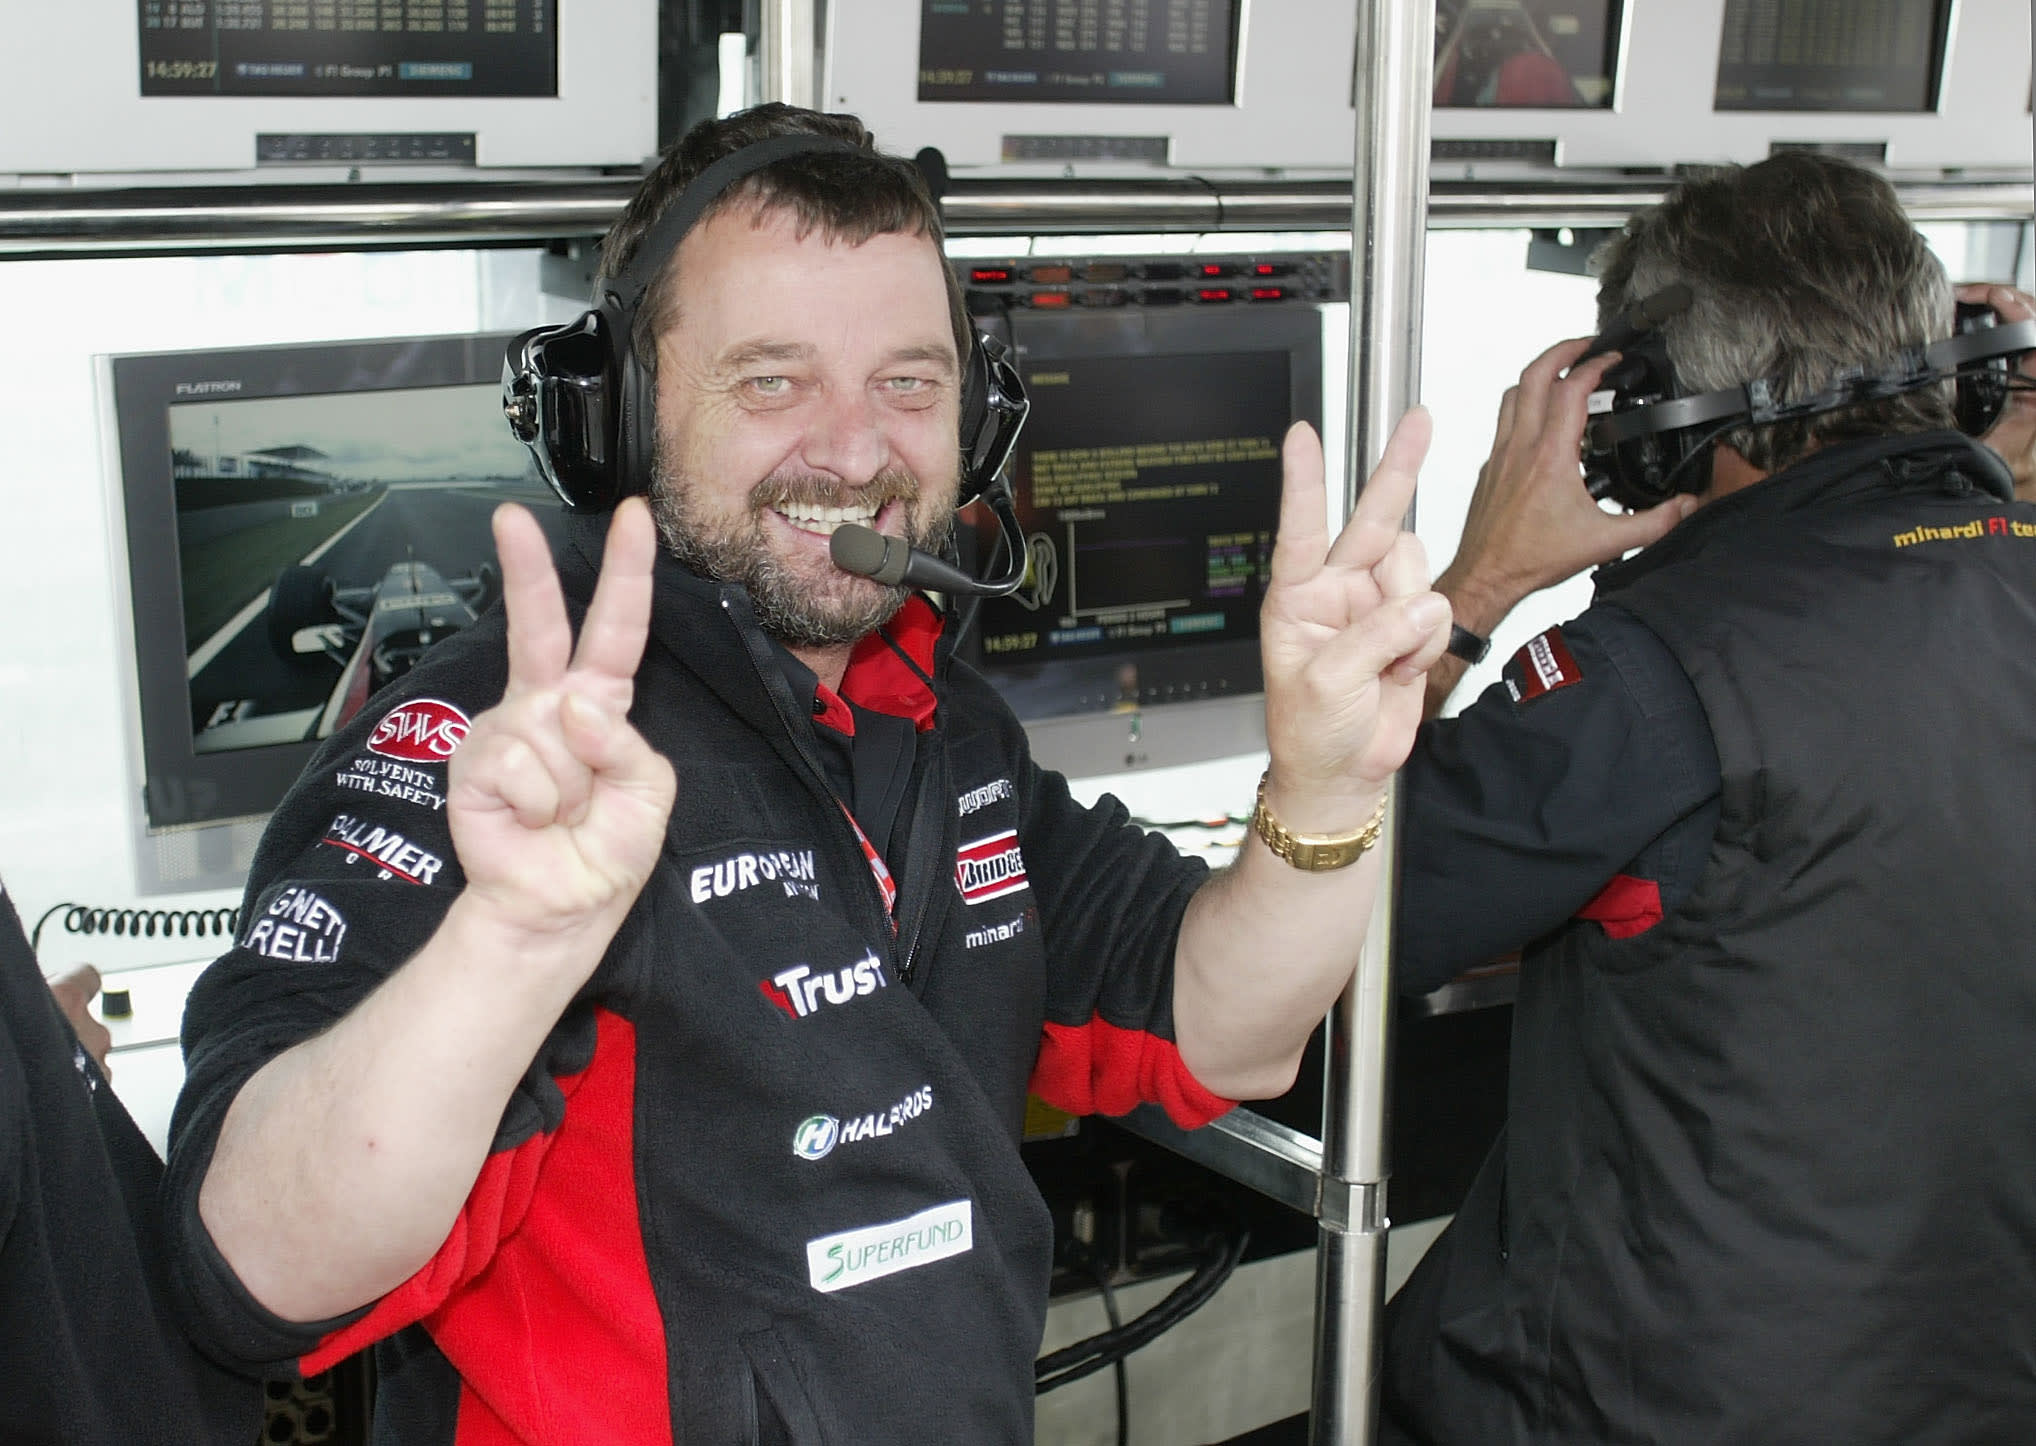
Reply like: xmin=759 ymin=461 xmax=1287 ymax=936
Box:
xmin=1257 ymin=413 xmax=1452 ymax=831
xmin=448 ymin=498 xmax=678 ymax=947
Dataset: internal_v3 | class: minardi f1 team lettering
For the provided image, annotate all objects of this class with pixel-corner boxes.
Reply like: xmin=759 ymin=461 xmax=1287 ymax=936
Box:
xmin=762 ymin=952 xmax=886 ymax=1019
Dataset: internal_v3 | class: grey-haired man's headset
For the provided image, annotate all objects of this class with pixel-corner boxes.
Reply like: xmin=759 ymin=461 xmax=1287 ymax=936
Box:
xmin=501 ymin=133 xmax=1031 ymax=597
xmin=1579 ymin=284 xmax=2036 ymax=510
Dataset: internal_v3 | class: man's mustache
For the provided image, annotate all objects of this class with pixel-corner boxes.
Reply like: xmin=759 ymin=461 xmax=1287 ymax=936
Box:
xmin=749 ymin=469 xmax=921 ymax=512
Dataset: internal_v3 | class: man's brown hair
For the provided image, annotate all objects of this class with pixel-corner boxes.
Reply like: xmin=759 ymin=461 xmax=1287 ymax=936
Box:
xmin=599 ymin=103 xmax=971 ymax=379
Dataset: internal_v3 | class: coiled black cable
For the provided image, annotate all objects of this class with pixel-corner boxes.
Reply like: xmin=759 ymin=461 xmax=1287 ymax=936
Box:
xmin=31 ymin=902 xmax=241 ymax=956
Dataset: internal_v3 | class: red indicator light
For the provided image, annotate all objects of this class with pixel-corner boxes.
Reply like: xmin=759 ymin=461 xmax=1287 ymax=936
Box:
xmin=1199 ymin=263 xmax=1227 ymax=277
xmin=1253 ymin=263 xmax=1279 ymax=276
xmin=1250 ymin=286 xmax=1285 ymax=301
xmin=1030 ymin=291 xmax=1073 ymax=308
xmin=970 ymin=267 xmax=1014 ymax=283
xmin=1197 ymin=288 xmax=1234 ymax=302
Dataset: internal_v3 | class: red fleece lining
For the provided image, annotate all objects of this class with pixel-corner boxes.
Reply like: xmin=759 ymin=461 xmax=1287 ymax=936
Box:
xmin=812 ymin=684 xmax=856 ymax=737
xmin=1576 ymin=873 xmax=1664 ymax=940
xmin=840 ymin=597 xmax=941 ymax=732
xmin=1030 ymin=1016 xmax=1234 ymax=1129
xmin=302 ymin=1010 xmax=670 ymax=1445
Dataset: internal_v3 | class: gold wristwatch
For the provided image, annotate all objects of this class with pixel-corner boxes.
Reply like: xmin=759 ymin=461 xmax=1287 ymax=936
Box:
xmin=1249 ymin=771 xmax=1389 ymax=872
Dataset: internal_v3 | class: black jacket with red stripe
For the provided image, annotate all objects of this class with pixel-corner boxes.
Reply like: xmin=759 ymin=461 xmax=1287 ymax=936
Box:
xmin=1385 ymin=433 xmax=2036 ymax=1443
xmin=164 ymin=512 xmax=1230 ymax=1444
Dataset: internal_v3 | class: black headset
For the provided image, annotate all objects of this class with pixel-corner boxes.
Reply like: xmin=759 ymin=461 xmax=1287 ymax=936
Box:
xmin=1580 ymin=286 xmax=2036 ymax=511
xmin=501 ymin=133 xmax=1029 ymax=520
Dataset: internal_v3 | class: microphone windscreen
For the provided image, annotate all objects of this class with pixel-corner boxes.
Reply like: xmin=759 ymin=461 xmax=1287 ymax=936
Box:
xmin=829 ymin=524 xmax=907 ymax=584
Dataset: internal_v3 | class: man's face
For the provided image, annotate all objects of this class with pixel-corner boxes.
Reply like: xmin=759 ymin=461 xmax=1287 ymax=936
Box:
xmin=648 ymin=202 xmax=963 ymax=647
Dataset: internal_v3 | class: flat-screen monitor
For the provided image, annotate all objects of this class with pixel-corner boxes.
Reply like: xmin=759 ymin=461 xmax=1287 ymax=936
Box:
xmin=827 ymin=0 xmax=1358 ymax=171
xmin=1433 ymin=0 xmax=1622 ymax=110
xmin=1428 ymin=0 xmax=2028 ymax=175
xmin=4 ymin=2 xmax=653 ymax=179
xmin=1713 ymin=0 xmax=1951 ymax=113
xmin=961 ymin=304 xmax=1323 ymax=778
xmin=105 ymin=333 xmax=561 ymax=887
xmin=916 ymin=0 xmax=1239 ymax=106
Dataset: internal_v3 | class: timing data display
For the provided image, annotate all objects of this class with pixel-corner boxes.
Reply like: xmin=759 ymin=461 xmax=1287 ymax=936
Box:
xmin=169 ymin=383 xmax=548 ymax=755
xmin=918 ymin=0 xmax=1238 ymax=105
xmin=972 ymin=348 xmax=1286 ymax=679
xmin=137 ymin=0 xmax=557 ymax=96
xmin=1433 ymin=0 xmax=1622 ymax=109
xmin=1714 ymin=0 xmax=1950 ymax=112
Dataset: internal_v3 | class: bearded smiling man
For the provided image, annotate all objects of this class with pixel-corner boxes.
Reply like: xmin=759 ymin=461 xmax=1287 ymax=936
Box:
xmin=162 ymin=103 xmax=1453 ymax=1444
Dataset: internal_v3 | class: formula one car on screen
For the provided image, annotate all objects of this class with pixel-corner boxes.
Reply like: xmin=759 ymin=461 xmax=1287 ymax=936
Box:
xmin=268 ymin=556 xmax=499 ymax=733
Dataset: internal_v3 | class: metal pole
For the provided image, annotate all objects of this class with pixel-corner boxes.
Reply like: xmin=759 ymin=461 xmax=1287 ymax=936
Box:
xmin=1311 ymin=0 xmax=1434 ymax=1440
xmin=756 ymin=0 xmax=818 ymax=109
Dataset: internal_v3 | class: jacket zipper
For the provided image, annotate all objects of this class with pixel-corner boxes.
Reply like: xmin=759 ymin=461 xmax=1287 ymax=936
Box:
xmin=718 ymin=592 xmax=908 ymax=969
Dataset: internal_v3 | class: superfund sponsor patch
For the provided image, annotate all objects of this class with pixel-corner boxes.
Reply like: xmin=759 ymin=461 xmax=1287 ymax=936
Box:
xmin=955 ymin=829 xmax=1028 ymax=905
xmin=367 ymin=698 xmax=470 ymax=762
xmin=1506 ymin=627 xmax=1584 ymax=706
xmin=807 ymin=1199 xmax=973 ymax=1294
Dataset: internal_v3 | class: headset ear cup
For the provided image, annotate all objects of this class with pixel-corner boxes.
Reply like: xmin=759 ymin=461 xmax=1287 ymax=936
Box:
xmin=956 ymin=336 xmax=990 ymax=506
xmin=618 ymin=347 xmax=658 ymax=508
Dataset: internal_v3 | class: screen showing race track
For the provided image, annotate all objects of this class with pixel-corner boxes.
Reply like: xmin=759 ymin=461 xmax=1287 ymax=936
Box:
xmin=168 ymin=383 xmax=551 ymax=754
xmin=1713 ymin=0 xmax=1950 ymax=113
xmin=966 ymin=346 xmax=1289 ymax=717
xmin=137 ymin=0 xmax=557 ymax=96
xmin=917 ymin=0 xmax=1239 ymax=105
xmin=1432 ymin=0 xmax=1622 ymax=109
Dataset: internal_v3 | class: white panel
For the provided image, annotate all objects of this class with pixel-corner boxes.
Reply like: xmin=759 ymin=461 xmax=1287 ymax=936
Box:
xmin=1432 ymin=1 xmax=2035 ymax=176
xmin=0 ymin=3 xmax=655 ymax=180
xmin=827 ymin=0 xmax=1361 ymax=173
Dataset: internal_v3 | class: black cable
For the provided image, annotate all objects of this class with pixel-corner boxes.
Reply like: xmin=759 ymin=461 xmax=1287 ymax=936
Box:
xmin=1035 ymin=1213 xmax=1249 ymax=1395
xmin=1093 ymin=1261 xmax=1129 ymax=1446
xmin=31 ymin=902 xmax=241 ymax=956
xmin=1127 ymin=812 xmax=1250 ymax=832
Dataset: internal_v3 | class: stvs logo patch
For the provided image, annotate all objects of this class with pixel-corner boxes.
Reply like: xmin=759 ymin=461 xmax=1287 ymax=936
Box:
xmin=367 ymin=698 xmax=471 ymax=762
xmin=955 ymin=829 xmax=1028 ymax=906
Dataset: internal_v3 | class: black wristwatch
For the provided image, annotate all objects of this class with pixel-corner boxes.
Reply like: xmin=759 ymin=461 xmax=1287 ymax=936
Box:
xmin=1446 ymin=622 xmax=1491 ymax=664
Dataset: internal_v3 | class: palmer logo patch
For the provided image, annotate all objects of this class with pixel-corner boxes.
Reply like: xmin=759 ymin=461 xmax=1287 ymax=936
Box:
xmin=806 ymin=1199 xmax=973 ymax=1294
xmin=955 ymin=829 xmax=1028 ymax=905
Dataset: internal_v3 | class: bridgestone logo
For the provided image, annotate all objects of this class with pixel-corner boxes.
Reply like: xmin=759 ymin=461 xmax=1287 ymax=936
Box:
xmin=806 ymin=1199 xmax=973 ymax=1294
xmin=955 ymin=829 xmax=1028 ymax=906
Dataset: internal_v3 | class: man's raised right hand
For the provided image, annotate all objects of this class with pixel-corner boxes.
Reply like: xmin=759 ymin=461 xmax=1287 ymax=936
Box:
xmin=447 ymin=497 xmax=677 ymax=945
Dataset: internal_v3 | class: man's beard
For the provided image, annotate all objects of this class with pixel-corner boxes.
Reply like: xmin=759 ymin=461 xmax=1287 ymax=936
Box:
xmin=649 ymin=451 xmax=956 ymax=648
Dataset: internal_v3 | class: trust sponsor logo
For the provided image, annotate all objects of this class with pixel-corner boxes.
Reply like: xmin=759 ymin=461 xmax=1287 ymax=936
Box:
xmin=792 ymin=1085 xmax=935 ymax=1161
xmin=320 ymin=813 xmax=444 ymax=885
xmin=955 ymin=829 xmax=1028 ymax=906
xmin=335 ymin=756 xmax=447 ymax=812
xmin=366 ymin=698 xmax=470 ymax=762
xmin=956 ymin=777 xmax=1014 ymax=817
xmin=806 ymin=1199 xmax=973 ymax=1294
xmin=243 ymin=886 xmax=347 ymax=964
xmin=760 ymin=952 xmax=887 ymax=1019
xmin=690 ymin=847 xmax=819 ymax=905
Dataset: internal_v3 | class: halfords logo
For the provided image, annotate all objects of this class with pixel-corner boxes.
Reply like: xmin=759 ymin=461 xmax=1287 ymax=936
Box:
xmin=174 ymin=379 xmax=243 ymax=396
xmin=792 ymin=1085 xmax=935 ymax=1161
xmin=955 ymin=829 xmax=1028 ymax=905
xmin=761 ymin=953 xmax=886 ymax=1019
xmin=243 ymin=886 xmax=347 ymax=964
xmin=367 ymin=698 xmax=471 ymax=762
xmin=320 ymin=813 xmax=444 ymax=885
xmin=690 ymin=848 xmax=818 ymax=904
xmin=806 ymin=1199 xmax=973 ymax=1294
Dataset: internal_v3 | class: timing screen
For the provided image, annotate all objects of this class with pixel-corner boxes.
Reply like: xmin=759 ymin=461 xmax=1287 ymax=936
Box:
xmin=972 ymin=349 xmax=1287 ymax=669
xmin=1714 ymin=0 xmax=1949 ymax=112
xmin=918 ymin=0 xmax=1237 ymax=104
xmin=1432 ymin=0 xmax=1622 ymax=109
xmin=170 ymin=383 xmax=550 ymax=754
xmin=137 ymin=0 xmax=557 ymax=96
